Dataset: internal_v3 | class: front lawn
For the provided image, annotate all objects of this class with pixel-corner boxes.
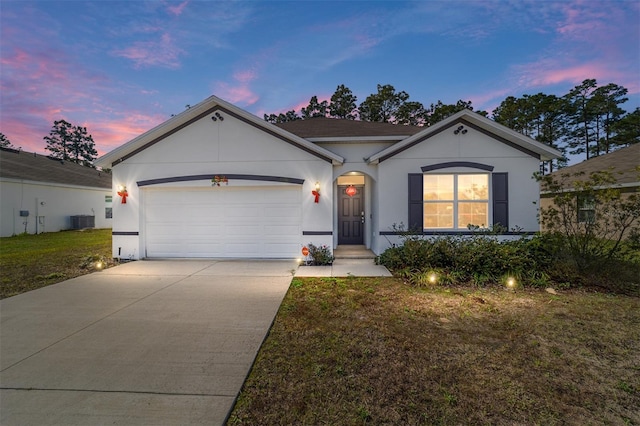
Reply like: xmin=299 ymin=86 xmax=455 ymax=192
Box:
xmin=228 ymin=277 xmax=639 ymax=425
xmin=0 ymin=229 xmax=113 ymax=299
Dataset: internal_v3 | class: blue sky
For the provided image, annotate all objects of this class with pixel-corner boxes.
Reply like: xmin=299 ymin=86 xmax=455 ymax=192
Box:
xmin=1 ymin=0 xmax=639 ymax=156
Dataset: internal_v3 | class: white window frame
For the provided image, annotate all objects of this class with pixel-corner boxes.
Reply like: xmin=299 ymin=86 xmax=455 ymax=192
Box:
xmin=577 ymin=194 xmax=595 ymax=224
xmin=423 ymin=173 xmax=490 ymax=230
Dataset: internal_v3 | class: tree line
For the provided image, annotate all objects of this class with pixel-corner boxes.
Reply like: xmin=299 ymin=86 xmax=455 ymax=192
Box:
xmin=265 ymin=80 xmax=639 ymax=172
xmin=1 ymin=79 xmax=636 ymax=170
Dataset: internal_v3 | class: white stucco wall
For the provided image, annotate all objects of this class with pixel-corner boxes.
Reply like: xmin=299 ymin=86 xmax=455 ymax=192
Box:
xmin=374 ymin=125 xmax=542 ymax=253
xmin=0 ymin=179 xmax=112 ymax=237
xmin=110 ymin=112 xmax=333 ymax=259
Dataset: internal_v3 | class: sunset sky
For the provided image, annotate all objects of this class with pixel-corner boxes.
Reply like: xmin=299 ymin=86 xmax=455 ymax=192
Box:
xmin=1 ymin=1 xmax=639 ymax=157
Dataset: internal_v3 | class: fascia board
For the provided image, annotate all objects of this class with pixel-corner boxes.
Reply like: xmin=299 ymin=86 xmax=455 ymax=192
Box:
xmin=307 ymin=136 xmax=407 ymax=143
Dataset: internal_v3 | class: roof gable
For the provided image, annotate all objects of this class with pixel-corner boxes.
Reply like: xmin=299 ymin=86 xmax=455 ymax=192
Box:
xmin=367 ymin=110 xmax=563 ymax=163
xmin=0 ymin=148 xmax=112 ymax=189
xmin=95 ymin=96 xmax=344 ymax=168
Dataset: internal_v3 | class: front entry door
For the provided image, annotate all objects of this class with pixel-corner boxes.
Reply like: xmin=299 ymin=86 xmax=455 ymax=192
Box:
xmin=338 ymin=185 xmax=364 ymax=245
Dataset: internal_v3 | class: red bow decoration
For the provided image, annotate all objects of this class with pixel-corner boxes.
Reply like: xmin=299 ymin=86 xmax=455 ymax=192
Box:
xmin=312 ymin=190 xmax=320 ymax=203
xmin=212 ymin=175 xmax=228 ymax=186
xmin=117 ymin=187 xmax=128 ymax=204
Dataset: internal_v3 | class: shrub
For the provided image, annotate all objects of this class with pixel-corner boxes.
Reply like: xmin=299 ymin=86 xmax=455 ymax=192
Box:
xmin=378 ymin=230 xmax=639 ymax=293
xmin=536 ymin=168 xmax=640 ymax=268
xmin=308 ymin=243 xmax=334 ymax=266
xmin=378 ymin=230 xmax=568 ymax=288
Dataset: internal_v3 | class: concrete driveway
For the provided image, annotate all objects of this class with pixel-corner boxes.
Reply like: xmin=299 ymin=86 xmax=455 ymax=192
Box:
xmin=0 ymin=259 xmax=297 ymax=425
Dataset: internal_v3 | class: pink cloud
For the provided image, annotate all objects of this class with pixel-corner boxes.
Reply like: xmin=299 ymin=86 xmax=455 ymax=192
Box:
xmin=113 ymin=33 xmax=185 ymax=69
xmin=0 ymin=31 xmax=164 ymax=157
xmin=87 ymin=112 xmax=167 ymax=156
xmin=233 ymin=70 xmax=257 ymax=83
xmin=0 ymin=45 xmax=109 ymax=154
xmin=167 ymin=0 xmax=189 ymax=16
xmin=555 ymin=2 xmax=608 ymax=41
xmin=466 ymin=88 xmax=514 ymax=114
xmin=1 ymin=109 xmax=166 ymax=158
xmin=214 ymin=82 xmax=259 ymax=106
xmin=212 ymin=67 xmax=263 ymax=106
xmin=514 ymin=60 xmax=628 ymax=90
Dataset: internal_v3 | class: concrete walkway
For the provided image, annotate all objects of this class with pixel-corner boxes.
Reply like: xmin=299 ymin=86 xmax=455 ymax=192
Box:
xmin=0 ymin=260 xmax=297 ymax=426
xmin=294 ymin=258 xmax=392 ymax=277
xmin=295 ymin=245 xmax=392 ymax=277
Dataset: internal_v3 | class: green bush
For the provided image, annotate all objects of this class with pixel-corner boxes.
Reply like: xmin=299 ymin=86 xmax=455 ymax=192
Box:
xmin=378 ymin=231 xmax=639 ymax=294
xmin=536 ymin=169 xmax=640 ymax=269
xmin=308 ymin=243 xmax=334 ymax=266
xmin=379 ymin=234 xmax=549 ymax=287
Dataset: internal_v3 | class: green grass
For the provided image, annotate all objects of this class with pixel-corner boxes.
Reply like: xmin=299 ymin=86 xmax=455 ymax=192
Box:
xmin=228 ymin=277 xmax=640 ymax=425
xmin=0 ymin=229 xmax=113 ymax=299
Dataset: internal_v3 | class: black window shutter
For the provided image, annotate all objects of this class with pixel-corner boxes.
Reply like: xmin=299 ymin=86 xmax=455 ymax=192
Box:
xmin=492 ymin=172 xmax=508 ymax=230
xmin=408 ymin=174 xmax=423 ymax=232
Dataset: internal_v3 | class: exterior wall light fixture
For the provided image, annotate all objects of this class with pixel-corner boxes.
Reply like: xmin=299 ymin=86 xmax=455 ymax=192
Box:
xmin=312 ymin=182 xmax=320 ymax=203
xmin=117 ymin=185 xmax=128 ymax=204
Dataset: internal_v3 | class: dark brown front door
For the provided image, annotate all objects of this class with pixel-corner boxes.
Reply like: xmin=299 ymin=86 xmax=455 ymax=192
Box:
xmin=338 ymin=185 xmax=364 ymax=245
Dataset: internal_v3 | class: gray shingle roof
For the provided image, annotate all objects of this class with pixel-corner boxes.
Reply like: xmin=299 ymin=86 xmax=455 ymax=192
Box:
xmin=274 ymin=117 xmax=423 ymax=138
xmin=549 ymin=144 xmax=639 ymax=186
xmin=0 ymin=148 xmax=112 ymax=189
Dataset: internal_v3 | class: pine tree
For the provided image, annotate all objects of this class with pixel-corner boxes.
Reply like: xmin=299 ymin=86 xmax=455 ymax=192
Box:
xmin=329 ymin=85 xmax=358 ymax=120
xmin=44 ymin=119 xmax=97 ymax=166
xmin=0 ymin=132 xmax=15 ymax=149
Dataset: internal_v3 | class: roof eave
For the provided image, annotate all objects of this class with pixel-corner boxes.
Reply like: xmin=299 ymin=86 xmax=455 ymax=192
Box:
xmin=307 ymin=136 xmax=408 ymax=143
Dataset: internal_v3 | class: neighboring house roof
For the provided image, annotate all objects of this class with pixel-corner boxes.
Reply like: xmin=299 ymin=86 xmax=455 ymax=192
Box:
xmin=367 ymin=109 xmax=563 ymax=163
xmin=275 ymin=117 xmax=422 ymax=139
xmin=547 ymin=143 xmax=639 ymax=187
xmin=94 ymin=95 xmax=345 ymax=168
xmin=0 ymin=147 xmax=112 ymax=189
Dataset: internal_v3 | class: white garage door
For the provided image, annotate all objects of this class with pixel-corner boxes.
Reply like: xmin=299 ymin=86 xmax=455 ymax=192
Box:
xmin=143 ymin=186 xmax=302 ymax=258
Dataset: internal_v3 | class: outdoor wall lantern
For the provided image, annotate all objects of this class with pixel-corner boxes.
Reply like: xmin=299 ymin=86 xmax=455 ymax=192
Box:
xmin=117 ymin=185 xmax=128 ymax=204
xmin=312 ymin=182 xmax=320 ymax=203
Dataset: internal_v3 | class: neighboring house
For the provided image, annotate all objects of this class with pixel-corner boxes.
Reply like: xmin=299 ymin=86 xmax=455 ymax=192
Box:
xmin=539 ymin=143 xmax=640 ymax=234
xmin=94 ymin=95 xmax=561 ymax=260
xmin=0 ymin=147 xmax=112 ymax=237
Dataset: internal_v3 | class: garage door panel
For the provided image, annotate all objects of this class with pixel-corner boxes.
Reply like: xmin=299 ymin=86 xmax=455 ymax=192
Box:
xmin=264 ymin=206 xmax=300 ymax=218
xmin=184 ymin=243 xmax=223 ymax=257
xmin=183 ymin=209 xmax=224 ymax=221
xmin=265 ymin=190 xmax=299 ymax=203
xmin=225 ymin=243 xmax=260 ymax=256
xmin=144 ymin=186 xmax=301 ymax=258
xmin=224 ymin=224 xmax=261 ymax=236
xmin=264 ymin=242 xmax=301 ymax=254
xmin=224 ymin=207 xmax=262 ymax=218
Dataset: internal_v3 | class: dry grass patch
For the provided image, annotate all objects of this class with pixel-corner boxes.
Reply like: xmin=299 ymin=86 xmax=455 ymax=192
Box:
xmin=229 ymin=277 xmax=639 ymax=425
